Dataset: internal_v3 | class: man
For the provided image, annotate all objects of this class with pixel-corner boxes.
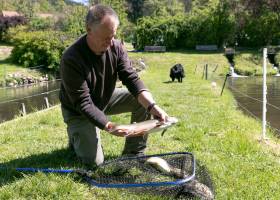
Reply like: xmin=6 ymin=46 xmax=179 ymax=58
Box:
xmin=59 ymin=4 xmax=168 ymax=166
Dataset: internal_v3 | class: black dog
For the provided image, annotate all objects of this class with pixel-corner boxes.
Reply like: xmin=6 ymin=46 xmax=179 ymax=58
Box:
xmin=170 ymin=63 xmax=185 ymax=82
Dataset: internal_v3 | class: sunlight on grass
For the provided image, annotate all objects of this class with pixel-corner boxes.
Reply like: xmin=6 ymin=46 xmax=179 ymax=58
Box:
xmin=1 ymin=51 xmax=280 ymax=199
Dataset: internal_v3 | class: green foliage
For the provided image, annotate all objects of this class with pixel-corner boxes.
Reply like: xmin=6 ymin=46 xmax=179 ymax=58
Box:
xmin=134 ymin=5 xmax=235 ymax=50
xmin=2 ymin=0 xmax=280 ymax=49
xmin=125 ymin=0 xmax=144 ymax=23
xmin=90 ymin=0 xmax=129 ymax=40
xmin=0 ymin=0 xmax=71 ymax=14
xmin=126 ymin=0 xmax=186 ymax=23
xmin=28 ymin=17 xmax=56 ymax=31
xmin=238 ymin=12 xmax=280 ymax=47
xmin=134 ymin=0 xmax=280 ymax=49
xmin=7 ymin=26 xmax=74 ymax=71
xmin=142 ymin=0 xmax=185 ymax=17
xmin=56 ymin=5 xmax=87 ymax=37
xmin=0 ymin=16 xmax=27 ymax=41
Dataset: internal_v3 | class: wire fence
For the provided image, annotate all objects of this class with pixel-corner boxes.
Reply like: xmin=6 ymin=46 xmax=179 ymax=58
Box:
xmin=236 ymin=101 xmax=280 ymax=134
xmin=227 ymin=84 xmax=280 ymax=112
xmin=0 ymin=83 xmax=61 ymax=123
xmin=0 ymin=88 xmax=60 ymax=105
xmin=1 ymin=62 xmax=280 ymax=134
xmin=196 ymin=62 xmax=280 ymax=134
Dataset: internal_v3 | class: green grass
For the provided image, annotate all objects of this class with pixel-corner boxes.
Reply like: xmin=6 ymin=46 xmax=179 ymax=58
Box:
xmin=1 ymin=51 xmax=280 ymax=199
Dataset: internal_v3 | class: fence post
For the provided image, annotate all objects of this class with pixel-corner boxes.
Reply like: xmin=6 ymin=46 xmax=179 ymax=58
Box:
xmin=3 ymin=65 xmax=6 ymax=87
xmin=194 ymin=65 xmax=198 ymax=74
xmin=44 ymin=97 xmax=50 ymax=108
xmin=262 ymin=48 xmax=268 ymax=140
xmin=212 ymin=64 xmax=219 ymax=72
xmin=220 ymin=74 xmax=229 ymax=96
xmin=205 ymin=64 xmax=208 ymax=80
xmin=202 ymin=64 xmax=206 ymax=79
xmin=21 ymin=103 xmax=26 ymax=116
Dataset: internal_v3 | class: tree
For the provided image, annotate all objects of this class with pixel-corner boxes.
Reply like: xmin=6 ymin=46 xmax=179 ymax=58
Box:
xmin=267 ymin=0 xmax=280 ymax=26
xmin=125 ymin=0 xmax=144 ymax=23
xmin=55 ymin=5 xmax=87 ymax=36
xmin=179 ymin=0 xmax=192 ymax=12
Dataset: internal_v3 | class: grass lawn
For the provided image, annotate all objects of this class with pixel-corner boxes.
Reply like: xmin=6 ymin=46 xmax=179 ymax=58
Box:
xmin=1 ymin=51 xmax=280 ymax=199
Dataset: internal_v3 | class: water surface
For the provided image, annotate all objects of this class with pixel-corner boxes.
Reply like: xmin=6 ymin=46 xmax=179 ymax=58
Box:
xmin=0 ymin=80 xmax=61 ymax=123
xmin=227 ymin=76 xmax=280 ymax=133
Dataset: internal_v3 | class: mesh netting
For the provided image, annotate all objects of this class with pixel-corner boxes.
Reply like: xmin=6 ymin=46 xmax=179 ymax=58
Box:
xmin=89 ymin=153 xmax=195 ymax=186
xmin=87 ymin=155 xmax=214 ymax=200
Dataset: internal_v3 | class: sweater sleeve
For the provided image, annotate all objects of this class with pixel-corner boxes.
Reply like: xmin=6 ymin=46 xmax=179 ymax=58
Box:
xmin=116 ymin=43 xmax=148 ymax=96
xmin=60 ymin=57 xmax=109 ymax=129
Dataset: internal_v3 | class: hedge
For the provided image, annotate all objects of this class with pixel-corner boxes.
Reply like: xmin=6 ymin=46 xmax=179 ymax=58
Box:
xmin=7 ymin=26 xmax=74 ymax=72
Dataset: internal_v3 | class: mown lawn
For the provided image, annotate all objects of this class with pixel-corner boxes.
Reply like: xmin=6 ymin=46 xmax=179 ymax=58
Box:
xmin=1 ymin=51 xmax=280 ymax=199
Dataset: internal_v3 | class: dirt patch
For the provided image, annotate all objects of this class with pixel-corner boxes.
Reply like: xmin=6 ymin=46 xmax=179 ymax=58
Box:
xmin=0 ymin=46 xmax=13 ymax=58
xmin=255 ymin=134 xmax=280 ymax=157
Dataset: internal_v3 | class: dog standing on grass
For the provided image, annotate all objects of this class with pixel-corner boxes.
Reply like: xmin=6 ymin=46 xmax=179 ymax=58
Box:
xmin=170 ymin=63 xmax=185 ymax=82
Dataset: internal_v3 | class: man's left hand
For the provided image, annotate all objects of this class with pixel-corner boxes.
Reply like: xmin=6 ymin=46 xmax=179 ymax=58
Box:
xmin=149 ymin=105 xmax=169 ymax=122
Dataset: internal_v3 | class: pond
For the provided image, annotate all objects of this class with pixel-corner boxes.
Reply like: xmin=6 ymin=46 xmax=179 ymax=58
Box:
xmin=0 ymin=80 xmax=61 ymax=123
xmin=226 ymin=76 xmax=280 ymax=134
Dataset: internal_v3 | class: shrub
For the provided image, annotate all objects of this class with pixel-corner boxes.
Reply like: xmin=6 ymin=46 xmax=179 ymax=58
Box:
xmin=238 ymin=12 xmax=280 ymax=47
xmin=29 ymin=17 xmax=55 ymax=31
xmin=0 ymin=15 xmax=27 ymax=41
xmin=134 ymin=8 xmax=235 ymax=50
xmin=55 ymin=5 xmax=87 ymax=38
xmin=8 ymin=27 xmax=74 ymax=72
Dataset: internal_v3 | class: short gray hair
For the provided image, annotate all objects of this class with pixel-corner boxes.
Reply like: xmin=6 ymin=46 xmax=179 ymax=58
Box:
xmin=86 ymin=4 xmax=119 ymax=30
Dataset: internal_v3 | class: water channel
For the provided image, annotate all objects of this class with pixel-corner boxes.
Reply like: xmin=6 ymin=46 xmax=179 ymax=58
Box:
xmin=226 ymin=76 xmax=280 ymax=134
xmin=0 ymin=77 xmax=279 ymax=135
xmin=0 ymin=80 xmax=61 ymax=123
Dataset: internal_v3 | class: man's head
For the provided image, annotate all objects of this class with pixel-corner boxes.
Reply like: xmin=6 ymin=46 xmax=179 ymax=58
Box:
xmin=86 ymin=4 xmax=120 ymax=55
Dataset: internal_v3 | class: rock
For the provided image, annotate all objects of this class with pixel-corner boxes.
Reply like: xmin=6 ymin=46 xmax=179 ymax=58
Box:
xmin=211 ymin=82 xmax=217 ymax=88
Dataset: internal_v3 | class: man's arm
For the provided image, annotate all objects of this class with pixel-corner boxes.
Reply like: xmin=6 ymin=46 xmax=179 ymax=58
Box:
xmin=104 ymin=41 xmax=168 ymax=136
xmin=61 ymin=57 xmax=109 ymax=129
xmin=137 ymin=90 xmax=168 ymax=122
xmin=104 ymin=90 xmax=169 ymax=137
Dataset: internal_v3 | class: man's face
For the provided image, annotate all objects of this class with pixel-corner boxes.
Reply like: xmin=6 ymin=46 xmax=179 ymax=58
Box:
xmin=87 ymin=15 xmax=118 ymax=54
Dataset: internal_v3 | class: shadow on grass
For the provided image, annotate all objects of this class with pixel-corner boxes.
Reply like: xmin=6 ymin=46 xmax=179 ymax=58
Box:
xmin=163 ymin=80 xmax=185 ymax=84
xmin=0 ymin=148 xmax=119 ymax=187
xmin=163 ymin=80 xmax=173 ymax=84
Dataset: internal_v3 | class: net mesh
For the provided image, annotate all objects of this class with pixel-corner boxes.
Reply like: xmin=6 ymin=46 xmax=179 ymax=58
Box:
xmin=115 ymin=161 xmax=215 ymax=200
xmin=89 ymin=153 xmax=194 ymax=185
xmin=87 ymin=153 xmax=215 ymax=199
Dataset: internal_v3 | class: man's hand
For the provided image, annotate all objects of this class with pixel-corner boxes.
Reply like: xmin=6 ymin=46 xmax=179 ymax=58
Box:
xmin=105 ymin=122 xmax=147 ymax=137
xmin=149 ymin=104 xmax=169 ymax=122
